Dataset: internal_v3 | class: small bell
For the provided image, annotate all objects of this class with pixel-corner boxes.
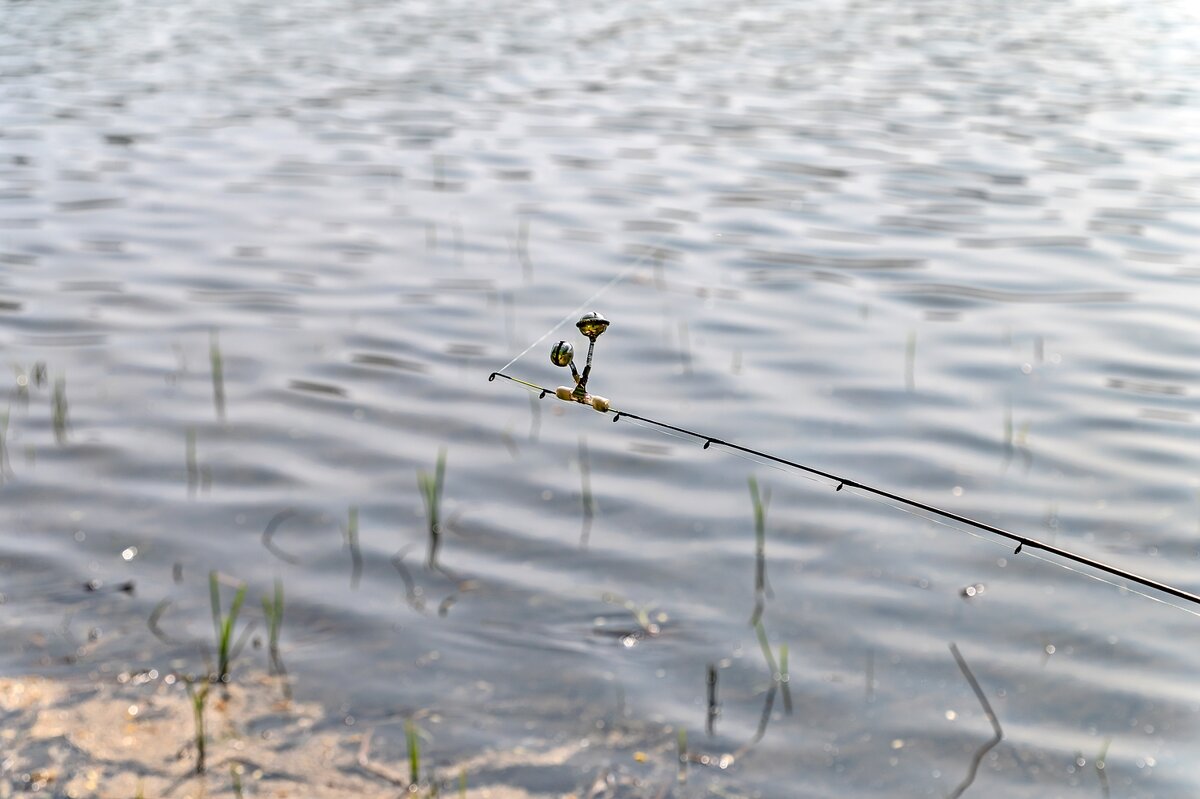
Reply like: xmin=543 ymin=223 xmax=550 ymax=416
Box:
xmin=549 ymin=340 xmax=575 ymax=367
xmin=575 ymin=312 xmax=610 ymax=341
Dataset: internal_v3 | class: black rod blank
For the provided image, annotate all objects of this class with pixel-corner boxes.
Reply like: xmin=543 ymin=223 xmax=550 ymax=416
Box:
xmin=489 ymin=370 xmax=1200 ymax=610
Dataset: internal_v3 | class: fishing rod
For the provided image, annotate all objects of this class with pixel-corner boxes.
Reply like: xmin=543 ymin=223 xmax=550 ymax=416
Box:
xmin=489 ymin=311 xmax=1200 ymax=611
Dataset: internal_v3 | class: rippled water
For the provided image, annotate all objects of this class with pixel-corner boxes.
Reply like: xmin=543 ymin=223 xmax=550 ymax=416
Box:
xmin=2 ymin=0 xmax=1200 ymax=794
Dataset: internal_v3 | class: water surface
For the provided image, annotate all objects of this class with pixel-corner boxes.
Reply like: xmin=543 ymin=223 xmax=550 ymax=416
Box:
xmin=2 ymin=0 xmax=1200 ymax=795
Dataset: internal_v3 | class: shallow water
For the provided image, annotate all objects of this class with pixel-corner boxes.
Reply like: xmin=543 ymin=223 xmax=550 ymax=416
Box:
xmin=2 ymin=0 xmax=1200 ymax=794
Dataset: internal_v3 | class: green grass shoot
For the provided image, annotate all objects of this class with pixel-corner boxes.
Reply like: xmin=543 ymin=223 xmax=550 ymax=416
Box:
xmin=346 ymin=506 xmax=362 ymax=588
xmin=754 ymin=620 xmax=779 ymax=677
xmin=676 ymin=727 xmax=688 ymax=783
xmin=52 ymin=376 xmax=68 ymax=445
xmin=1096 ymin=736 xmax=1112 ymax=797
xmin=261 ymin=576 xmax=292 ymax=699
xmin=601 ymin=592 xmax=660 ymax=635
xmin=262 ymin=577 xmax=284 ymax=657
xmin=748 ymin=475 xmax=770 ymax=626
xmin=779 ymin=643 xmax=793 ymax=714
xmin=185 ymin=677 xmax=210 ymax=774
xmin=406 ymin=717 xmax=421 ymax=785
xmin=209 ymin=571 xmax=248 ymax=683
xmin=755 ymin=622 xmax=793 ymax=714
xmin=210 ymin=329 xmax=226 ymax=421
xmin=418 ymin=448 xmax=447 ymax=569
xmin=0 ymin=406 xmax=11 ymax=483
xmin=459 ymin=768 xmax=467 ymax=799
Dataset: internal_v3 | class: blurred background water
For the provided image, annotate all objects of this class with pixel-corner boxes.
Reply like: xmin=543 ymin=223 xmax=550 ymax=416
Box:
xmin=2 ymin=0 xmax=1200 ymax=794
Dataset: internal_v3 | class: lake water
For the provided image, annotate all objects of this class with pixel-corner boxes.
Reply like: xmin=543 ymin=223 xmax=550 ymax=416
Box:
xmin=2 ymin=0 xmax=1200 ymax=795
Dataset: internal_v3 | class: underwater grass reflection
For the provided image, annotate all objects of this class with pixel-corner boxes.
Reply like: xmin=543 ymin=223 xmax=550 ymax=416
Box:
xmin=579 ymin=435 xmax=594 ymax=547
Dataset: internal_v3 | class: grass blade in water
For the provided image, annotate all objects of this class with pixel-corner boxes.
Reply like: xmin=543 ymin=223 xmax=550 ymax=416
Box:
xmin=748 ymin=475 xmax=770 ymax=626
xmin=346 ymin=506 xmax=362 ymax=589
xmin=406 ymin=718 xmax=421 ymax=785
xmin=210 ymin=571 xmax=247 ymax=683
xmin=52 ymin=376 xmax=69 ymax=445
xmin=418 ymin=448 xmax=447 ymax=569
xmin=185 ymin=677 xmax=210 ymax=775
xmin=210 ymin=329 xmax=226 ymax=421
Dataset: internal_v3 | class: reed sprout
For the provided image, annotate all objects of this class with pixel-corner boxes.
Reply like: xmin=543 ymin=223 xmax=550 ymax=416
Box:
xmin=345 ymin=506 xmax=362 ymax=588
xmin=748 ymin=475 xmax=770 ymax=626
xmin=601 ymin=592 xmax=661 ymax=636
xmin=754 ymin=620 xmax=778 ymax=677
xmin=209 ymin=571 xmax=248 ymax=683
xmin=779 ymin=643 xmax=793 ymax=715
xmin=210 ymin=329 xmax=226 ymax=421
xmin=0 ymin=407 xmax=12 ymax=483
xmin=184 ymin=676 xmax=210 ymax=774
xmin=406 ymin=718 xmax=421 ymax=785
xmin=418 ymin=448 xmax=448 ymax=569
xmin=755 ymin=621 xmax=792 ymax=714
xmin=705 ymin=663 xmax=718 ymax=736
xmin=579 ymin=435 xmax=594 ymax=547
xmin=52 ymin=376 xmax=69 ymax=445
xmin=262 ymin=577 xmax=284 ymax=660
xmin=1096 ymin=736 xmax=1112 ymax=799
xmin=676 ymin=727 xmax=688 ymax=783
xmin=261 ymin=577 xmax=291 ymax=698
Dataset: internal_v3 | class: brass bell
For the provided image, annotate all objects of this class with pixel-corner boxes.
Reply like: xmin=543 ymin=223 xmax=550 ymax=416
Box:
xmin=549 ymin=340 xmax=575 ymax=367
xmin=575 ymin=312 xmax=610 ymax=341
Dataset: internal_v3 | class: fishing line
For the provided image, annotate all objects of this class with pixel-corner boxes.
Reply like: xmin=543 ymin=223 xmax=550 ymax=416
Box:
xmin=624 ymin=414 xmax=830 ymax=490
xmin=487 ymin=368 xmax=1200 ymax=613
xmin=942 ymin=516 xmax=1200 ymax=622
xmin=489 ymin=364 xmax=1200 ymax=621
xmin=640 ymin=404 xmax=1200 ymax=620
xmin=494 ymin=242 xmax=662 ymax=375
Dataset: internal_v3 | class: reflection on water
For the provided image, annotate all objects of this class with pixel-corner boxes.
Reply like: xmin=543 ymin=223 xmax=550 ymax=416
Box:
xmin=2 ymin=0 xmax=1200 ymax=794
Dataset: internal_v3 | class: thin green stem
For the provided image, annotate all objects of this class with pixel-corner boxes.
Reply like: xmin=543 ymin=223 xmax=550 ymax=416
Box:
xmin=419 ymin=448 xmax=448 ymax=569
xmin=210 ymin=329 xmax=226 ymax=421
xmin=210 ymin=571 xmax=247 ymax=683
xmin=406 ymin=718 xmax=421 ymax=785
